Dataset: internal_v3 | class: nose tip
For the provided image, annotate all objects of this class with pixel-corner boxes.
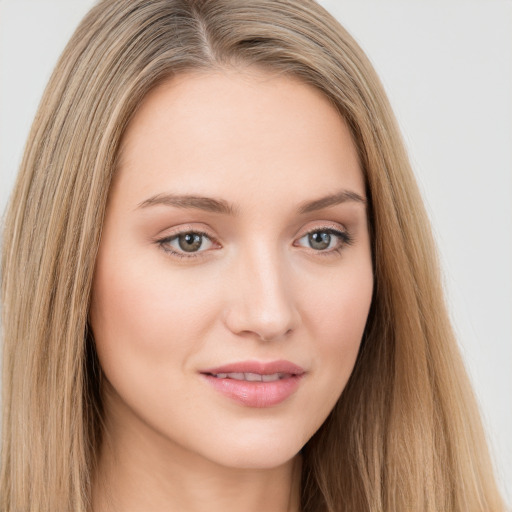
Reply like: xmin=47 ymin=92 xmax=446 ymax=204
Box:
xmin=224 ymin=298 xmax=299 ymax=342
xmin=223 ymin=254 xmax=301 ymax=342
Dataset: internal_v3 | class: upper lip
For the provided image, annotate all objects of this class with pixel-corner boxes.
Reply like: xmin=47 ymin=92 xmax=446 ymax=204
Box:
xmin=201 ymin=360 xmax=305 ymax=376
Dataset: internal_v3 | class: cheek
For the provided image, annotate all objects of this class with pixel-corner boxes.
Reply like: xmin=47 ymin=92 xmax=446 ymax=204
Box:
xmin=88 ymin=244 xmax=219 ymax=382
xmin=304 ymin=255 xmax=373 ymax=347
xmin=300 ymin=259 xmax=373 ymax=410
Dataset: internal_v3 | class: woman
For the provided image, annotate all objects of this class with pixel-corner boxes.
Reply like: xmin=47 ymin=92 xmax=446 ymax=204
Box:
xmin=0 ymin=0 xmax=505 ymax=511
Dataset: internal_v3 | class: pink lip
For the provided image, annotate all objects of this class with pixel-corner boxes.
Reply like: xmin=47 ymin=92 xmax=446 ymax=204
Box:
xmin=200 ymin=360 xmax=305 ymax=408
xmin=202 ymin=360 xmax=305 ymax=376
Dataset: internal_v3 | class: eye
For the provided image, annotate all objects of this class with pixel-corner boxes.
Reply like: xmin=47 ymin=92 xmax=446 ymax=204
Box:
xmin=158 ymin=231 xmax=215 ymax=257
xmin=295 ymin=228 xmax=352 ymax=253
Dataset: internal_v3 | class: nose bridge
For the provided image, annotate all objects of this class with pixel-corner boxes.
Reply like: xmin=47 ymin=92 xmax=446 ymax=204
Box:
xmin=224 ymin=238 xmax=299 ymax=341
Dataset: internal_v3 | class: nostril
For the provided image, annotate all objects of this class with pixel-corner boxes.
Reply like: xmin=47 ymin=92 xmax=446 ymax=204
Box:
xmin=259 ymin=328 xmax=293 ymax=342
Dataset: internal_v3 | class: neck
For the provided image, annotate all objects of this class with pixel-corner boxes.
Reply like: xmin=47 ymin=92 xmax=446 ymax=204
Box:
xmin=91 ymin=391 xmax=302 ymax=512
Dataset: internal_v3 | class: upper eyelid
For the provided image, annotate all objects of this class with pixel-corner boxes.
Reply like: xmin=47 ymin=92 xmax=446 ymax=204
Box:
xmin=159 ymin=229 xmax=217 ymax=248
xmin=296 ymin=223 xmax=349 ymax=239
xmin=156 ymin=224 xmax=350 ymax=257
xmin=294 ymin=226 xmax=351 ymax=246
xmin=156 ymin=224 xmax=217 ymax=241
xmin=157 ymin=223 xmax=347 ymax=241
xmin=155 ymin=222 xmax=349 ymax=242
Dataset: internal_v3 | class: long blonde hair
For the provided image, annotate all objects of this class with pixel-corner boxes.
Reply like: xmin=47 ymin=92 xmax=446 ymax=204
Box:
xmin=1 ymin=1 xmax=504 ymax=511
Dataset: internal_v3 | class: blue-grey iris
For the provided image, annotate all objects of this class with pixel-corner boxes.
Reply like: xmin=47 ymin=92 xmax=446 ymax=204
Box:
xmin=309 ymin=232 xmax=331 ymax=250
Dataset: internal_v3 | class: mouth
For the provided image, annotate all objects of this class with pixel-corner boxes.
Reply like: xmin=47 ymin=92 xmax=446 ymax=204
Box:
xmin=207 ymin=372 xmax=291 ymax=382
xmin=200 ymin=360 xmax=305 ymax=408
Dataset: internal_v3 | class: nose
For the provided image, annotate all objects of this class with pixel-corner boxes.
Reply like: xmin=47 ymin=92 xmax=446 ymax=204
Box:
xmin=222 ymin=245 xmax=301 ymax=342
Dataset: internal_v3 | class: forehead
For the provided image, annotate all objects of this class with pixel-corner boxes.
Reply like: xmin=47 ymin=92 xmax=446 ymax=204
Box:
xmin=113 ymin=68 xmax=364 ymax=209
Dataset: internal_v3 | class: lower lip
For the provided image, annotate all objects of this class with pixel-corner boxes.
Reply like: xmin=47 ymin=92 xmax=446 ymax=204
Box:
xmin=202 ymin=374 xmax=303 ymax=408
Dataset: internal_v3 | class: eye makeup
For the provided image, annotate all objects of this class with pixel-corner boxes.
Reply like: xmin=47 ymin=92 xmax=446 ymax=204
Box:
xmin=155 ymin=229 xmax=217 ymax=260
xmin=154 ymin=224 xmax=353 ymax=261
xmin=294 ymin=226 xmax=353 ymax=257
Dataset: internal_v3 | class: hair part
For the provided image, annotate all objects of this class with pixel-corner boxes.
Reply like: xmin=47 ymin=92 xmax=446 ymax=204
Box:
xmin=1 ymin=1 xmax=504 ymax=510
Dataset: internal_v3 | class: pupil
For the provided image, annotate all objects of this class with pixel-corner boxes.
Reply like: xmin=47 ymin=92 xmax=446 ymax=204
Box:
xmin=178 ymin=233 xmax=202 ymax=252
xmin=309 ymin=231 xmax=331 ymax=250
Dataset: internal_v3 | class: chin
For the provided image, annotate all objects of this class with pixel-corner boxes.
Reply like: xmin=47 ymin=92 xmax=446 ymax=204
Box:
xmin=206 ymin=440 xmax=303 ymax=470
xmin=178 ymin=421 xmax=311 ymax=470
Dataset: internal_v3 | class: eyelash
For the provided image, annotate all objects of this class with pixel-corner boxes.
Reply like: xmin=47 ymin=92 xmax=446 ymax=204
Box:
xmin=155 ymin=226 xmax=353 ymax=260
xmin=156 ymin=230 xmax=214 ymax=260
xmin=294 ymin=227 xmax=353 ymax=256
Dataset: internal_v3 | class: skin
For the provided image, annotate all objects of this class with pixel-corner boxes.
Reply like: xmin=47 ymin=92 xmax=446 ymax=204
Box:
xmin=89 ymin=67 xmax=373 ymax=512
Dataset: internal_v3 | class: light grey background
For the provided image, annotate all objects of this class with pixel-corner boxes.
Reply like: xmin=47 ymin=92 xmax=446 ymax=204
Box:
xmin=1 ymin=0 xmax=511 ymax=504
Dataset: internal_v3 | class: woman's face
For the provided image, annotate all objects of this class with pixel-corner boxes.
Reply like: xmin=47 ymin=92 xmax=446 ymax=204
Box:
xmin=89 ymin=68 xmax=373 ymax=469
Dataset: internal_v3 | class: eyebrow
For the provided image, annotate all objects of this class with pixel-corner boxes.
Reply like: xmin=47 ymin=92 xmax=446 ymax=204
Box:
xmin=137 ymin=189 xmax=366 ymax=215
xmin=137 ymin=194 xmax=237 ymax=215
xmin=297 ymin=190 xmax=366 ymax=214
